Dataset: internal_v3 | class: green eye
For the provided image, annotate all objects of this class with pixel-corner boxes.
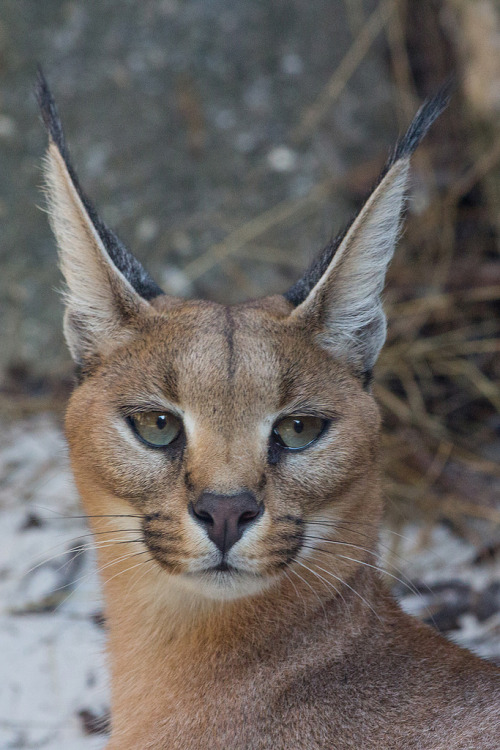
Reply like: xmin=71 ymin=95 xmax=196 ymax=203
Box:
xmin=129 ymin=411 xmax=182 ymax=448
xmin=272 ymin=416 xmax=326 ymax=450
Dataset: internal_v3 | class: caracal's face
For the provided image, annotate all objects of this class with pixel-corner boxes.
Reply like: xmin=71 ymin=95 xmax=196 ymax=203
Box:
xmin=66 ymin=297 xmax=381 ymax=600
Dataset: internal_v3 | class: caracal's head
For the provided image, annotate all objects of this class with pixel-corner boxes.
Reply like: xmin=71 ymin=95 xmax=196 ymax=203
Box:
xmin=37 ymin=72 xmax=448 ymax=601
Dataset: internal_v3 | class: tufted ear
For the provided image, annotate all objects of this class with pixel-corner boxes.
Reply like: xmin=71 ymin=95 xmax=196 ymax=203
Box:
xmin=286 ymin=86 xmax=451 ymax=379
xmin=35 ymin=69 xmax=164 ymax=369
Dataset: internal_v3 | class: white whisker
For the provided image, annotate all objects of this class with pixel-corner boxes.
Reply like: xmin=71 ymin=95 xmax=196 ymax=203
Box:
xmin=282 ymin=569 xmax=307 ymax=616
xmin=289 ymin=565 xmax=328 ymax=619
xmin=300 ymin=554 xmax=381 ymax=623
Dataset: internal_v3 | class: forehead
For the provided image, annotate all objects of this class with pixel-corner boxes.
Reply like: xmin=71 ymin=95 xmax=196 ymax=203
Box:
xmin=166 ymin=303 xmax=285 ymax=414
xmin=106 ymin=299 xmax=349 ymax=415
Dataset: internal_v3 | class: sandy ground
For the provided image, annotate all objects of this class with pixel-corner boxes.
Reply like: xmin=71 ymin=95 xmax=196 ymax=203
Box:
xmin=0 ymin=414 xmax=499 ymax=749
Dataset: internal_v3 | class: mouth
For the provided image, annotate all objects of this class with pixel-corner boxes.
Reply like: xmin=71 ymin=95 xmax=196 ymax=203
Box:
xmin=203 ymin=561 xmax=255 ymax=576
xmin=189 ymin=562 xmax=260 ymax=578
xmin=210 ymin=561 xmax=234 ymax=573
xmin=179 ymin=561 xmax=272 ymax=600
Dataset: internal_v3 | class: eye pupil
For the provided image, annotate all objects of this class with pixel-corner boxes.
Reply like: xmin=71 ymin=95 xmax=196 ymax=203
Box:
xmin=129 ymin=411 xmax=182 ymax=448
xmin=272 ymin=415 xmax=326 ymax=451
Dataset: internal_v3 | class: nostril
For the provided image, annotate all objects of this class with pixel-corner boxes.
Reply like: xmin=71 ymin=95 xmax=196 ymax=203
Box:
xmin=238 ymin=508 xmax=260 ymax=526
xmin=189 ymin=502 xmax=213 ymax=526
xmin=196 ymin=509 xmax=213 ymax=524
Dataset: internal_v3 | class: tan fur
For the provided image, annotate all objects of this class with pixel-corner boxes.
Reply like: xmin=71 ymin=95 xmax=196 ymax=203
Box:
xmin=43 ymin=124 xmax=499 ymax=749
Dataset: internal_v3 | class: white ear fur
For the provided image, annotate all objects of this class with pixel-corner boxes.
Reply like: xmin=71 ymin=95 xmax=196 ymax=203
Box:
xmin=291 ymin=159 xmax=410 ymax=373
xmin=44 ymin=143 xmax=150 ymax=364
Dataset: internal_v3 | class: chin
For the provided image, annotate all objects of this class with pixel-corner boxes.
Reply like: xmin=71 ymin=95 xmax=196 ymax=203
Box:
xmin=178 ymin=568 xmax=274 ymax=601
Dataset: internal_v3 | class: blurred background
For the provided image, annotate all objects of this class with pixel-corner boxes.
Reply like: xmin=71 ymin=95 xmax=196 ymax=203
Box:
xmin=0 ymin=1 xmax=498 ymax=747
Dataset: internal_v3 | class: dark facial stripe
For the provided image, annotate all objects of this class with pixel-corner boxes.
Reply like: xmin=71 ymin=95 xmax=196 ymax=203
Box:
xmin=224 ymin=306 xmax=236 ymax=380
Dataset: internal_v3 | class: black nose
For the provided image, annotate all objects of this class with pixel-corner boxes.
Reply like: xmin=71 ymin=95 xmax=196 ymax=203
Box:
xmin=190 ymin=491 xmax=263 ymax=554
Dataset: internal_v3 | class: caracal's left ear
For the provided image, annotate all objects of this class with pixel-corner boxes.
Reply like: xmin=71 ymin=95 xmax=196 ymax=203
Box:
xmin=35 ymin=68 xmax=165 ymax=370
xmin=286 ymin=86 xmax=451 ymax=381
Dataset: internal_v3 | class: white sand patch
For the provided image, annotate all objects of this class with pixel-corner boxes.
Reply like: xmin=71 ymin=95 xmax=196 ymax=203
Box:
xmin=0 ymin=416 xmax=107 ymax=749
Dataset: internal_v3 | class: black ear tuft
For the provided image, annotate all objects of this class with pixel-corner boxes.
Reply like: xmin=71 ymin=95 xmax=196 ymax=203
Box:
xmin=35 ymin=66 xmax=69 ymax=162
xmin=35 ymin=67 xmax=164 ymax=302
xmin=285 ymin=82 xmax=452 ymax=308
xmin=384 ymin=79 xmax=453 ymax=168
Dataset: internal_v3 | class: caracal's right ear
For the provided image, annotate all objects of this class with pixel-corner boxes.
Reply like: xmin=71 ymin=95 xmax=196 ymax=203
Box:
xmin=35 ymin=69 xmax=165 ymax=371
